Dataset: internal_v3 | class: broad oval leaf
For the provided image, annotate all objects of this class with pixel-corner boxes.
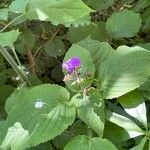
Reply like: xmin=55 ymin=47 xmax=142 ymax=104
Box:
xmin=106 ymin=9 xmax=141 ymax=38
xmin=64 ymin=135 xmax=118 ymax=150
xmin=5 ymin=84 xmax=76 ymax=148
xmin=98 ymin=45 xmax=150 ymax=99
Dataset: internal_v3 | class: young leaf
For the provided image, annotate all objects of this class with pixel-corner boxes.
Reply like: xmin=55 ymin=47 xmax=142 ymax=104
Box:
xmin=71 ymin=92 xmax=105 ymax=137
xmin=118 ymin=90 xmax=148 ymax=130
xmin=98 ymin=46 xmax=150 ymax=99
xmin=106 ymin=111 xmax=144 ymax=138
xmin=0 ymin=30 xmax=20 ymax=48
xmin=64 ymin=135 xmax=118 ymax=150
xmin=106 ymin=10 xmax=141 ymax=38
xmin=5 ymin=84 xmax=76 ymax=148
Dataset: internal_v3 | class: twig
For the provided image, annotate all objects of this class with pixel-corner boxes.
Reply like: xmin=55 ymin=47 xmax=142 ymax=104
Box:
xmin=27 ymin=29 xmax=60 ymax=71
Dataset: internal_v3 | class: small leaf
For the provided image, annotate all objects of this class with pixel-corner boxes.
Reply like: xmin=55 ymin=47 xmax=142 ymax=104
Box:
xmin=44 ymin=39 xmax=65 ymax=58
xmin=0 ymin=30 xmax=20 ymax=48
xmin=106 ymin=9 xmax=142 ymax=38
xmin=71 ymin=92 xmax=105 ymax=137
xmin=118 ymin=90 xmax=148 ymax=129
xmin=64 ymin=135 xmax=118 ymax=150
xmin=21 ymin=30 xmax=35 ymax=48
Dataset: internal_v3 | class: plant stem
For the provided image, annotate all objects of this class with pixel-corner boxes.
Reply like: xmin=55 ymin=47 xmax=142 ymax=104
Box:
xmin=87 ymin=127 xmax=93 ymax=138
xmin=0 ymin=44 xmax=30 ymax=85
xmin=0 ymin=15 xmax=23 ymax=32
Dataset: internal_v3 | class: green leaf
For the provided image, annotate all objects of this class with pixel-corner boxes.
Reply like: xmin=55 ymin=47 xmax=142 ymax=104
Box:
xmin=63 ymin=44 xmax=95 ymax=92
xmin=87 ymin=0 xmax=114 ymax=11
xmin=106 ymin=111 xmax=144 ymax=138
xmin=5 ymin=84 xmax=75 ymax=148
xmin=64 ymin=135 xmax=118 ymax=150
xmin=118 ymin=90 xmax=148 ymax=129
xmin=106 ymin=9 xmax=141 ymax=38
xmin=9 ymin=0 xmax=29 ymax=13
xmin=130 ymin=137 xmax=147 ymax=150
xmin=98 ymin=45 xmax=150 ymax=99
xmin=21 ymin=29 xmax=35 ymax=49
xmin=0 ymin=9 xmax=9 ymax=21
xmin=104 ymin=121 xmax=131 ymax=144
xmin=77 ymin=38 xmax=114 ymax=76
xmin=44 ymin=38 xmax=65 ymax=58
xmin=0 ymin=30 xmax=20 ymax=48
xmin=26 ymin=0 xmax=94 ymax=27
xmin=71 ymin=92 xmax=105 ymax=137
xmin=67 ymin=22 xmax=108 ymax=43
xmin=0 ymin=122 xmax=29 ymax=150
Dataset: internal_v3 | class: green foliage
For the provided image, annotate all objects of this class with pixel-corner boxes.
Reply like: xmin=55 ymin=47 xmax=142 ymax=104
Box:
xmin=0 ymin=0 xmax=150 ymax=149
xmin=67 ymin=22 xmax=108 ymax=43
xmin=2 ymin=84 xmax=76 ymax=149
xmin=64 ymin=135 xmax=117 ymax=150
xmin=106 ymin=10 xmax=142 ymax=38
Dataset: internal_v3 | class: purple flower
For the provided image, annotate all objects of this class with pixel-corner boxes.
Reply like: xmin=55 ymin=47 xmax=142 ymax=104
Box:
xmin=62 ymin=57 xmax=81 ymax=74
